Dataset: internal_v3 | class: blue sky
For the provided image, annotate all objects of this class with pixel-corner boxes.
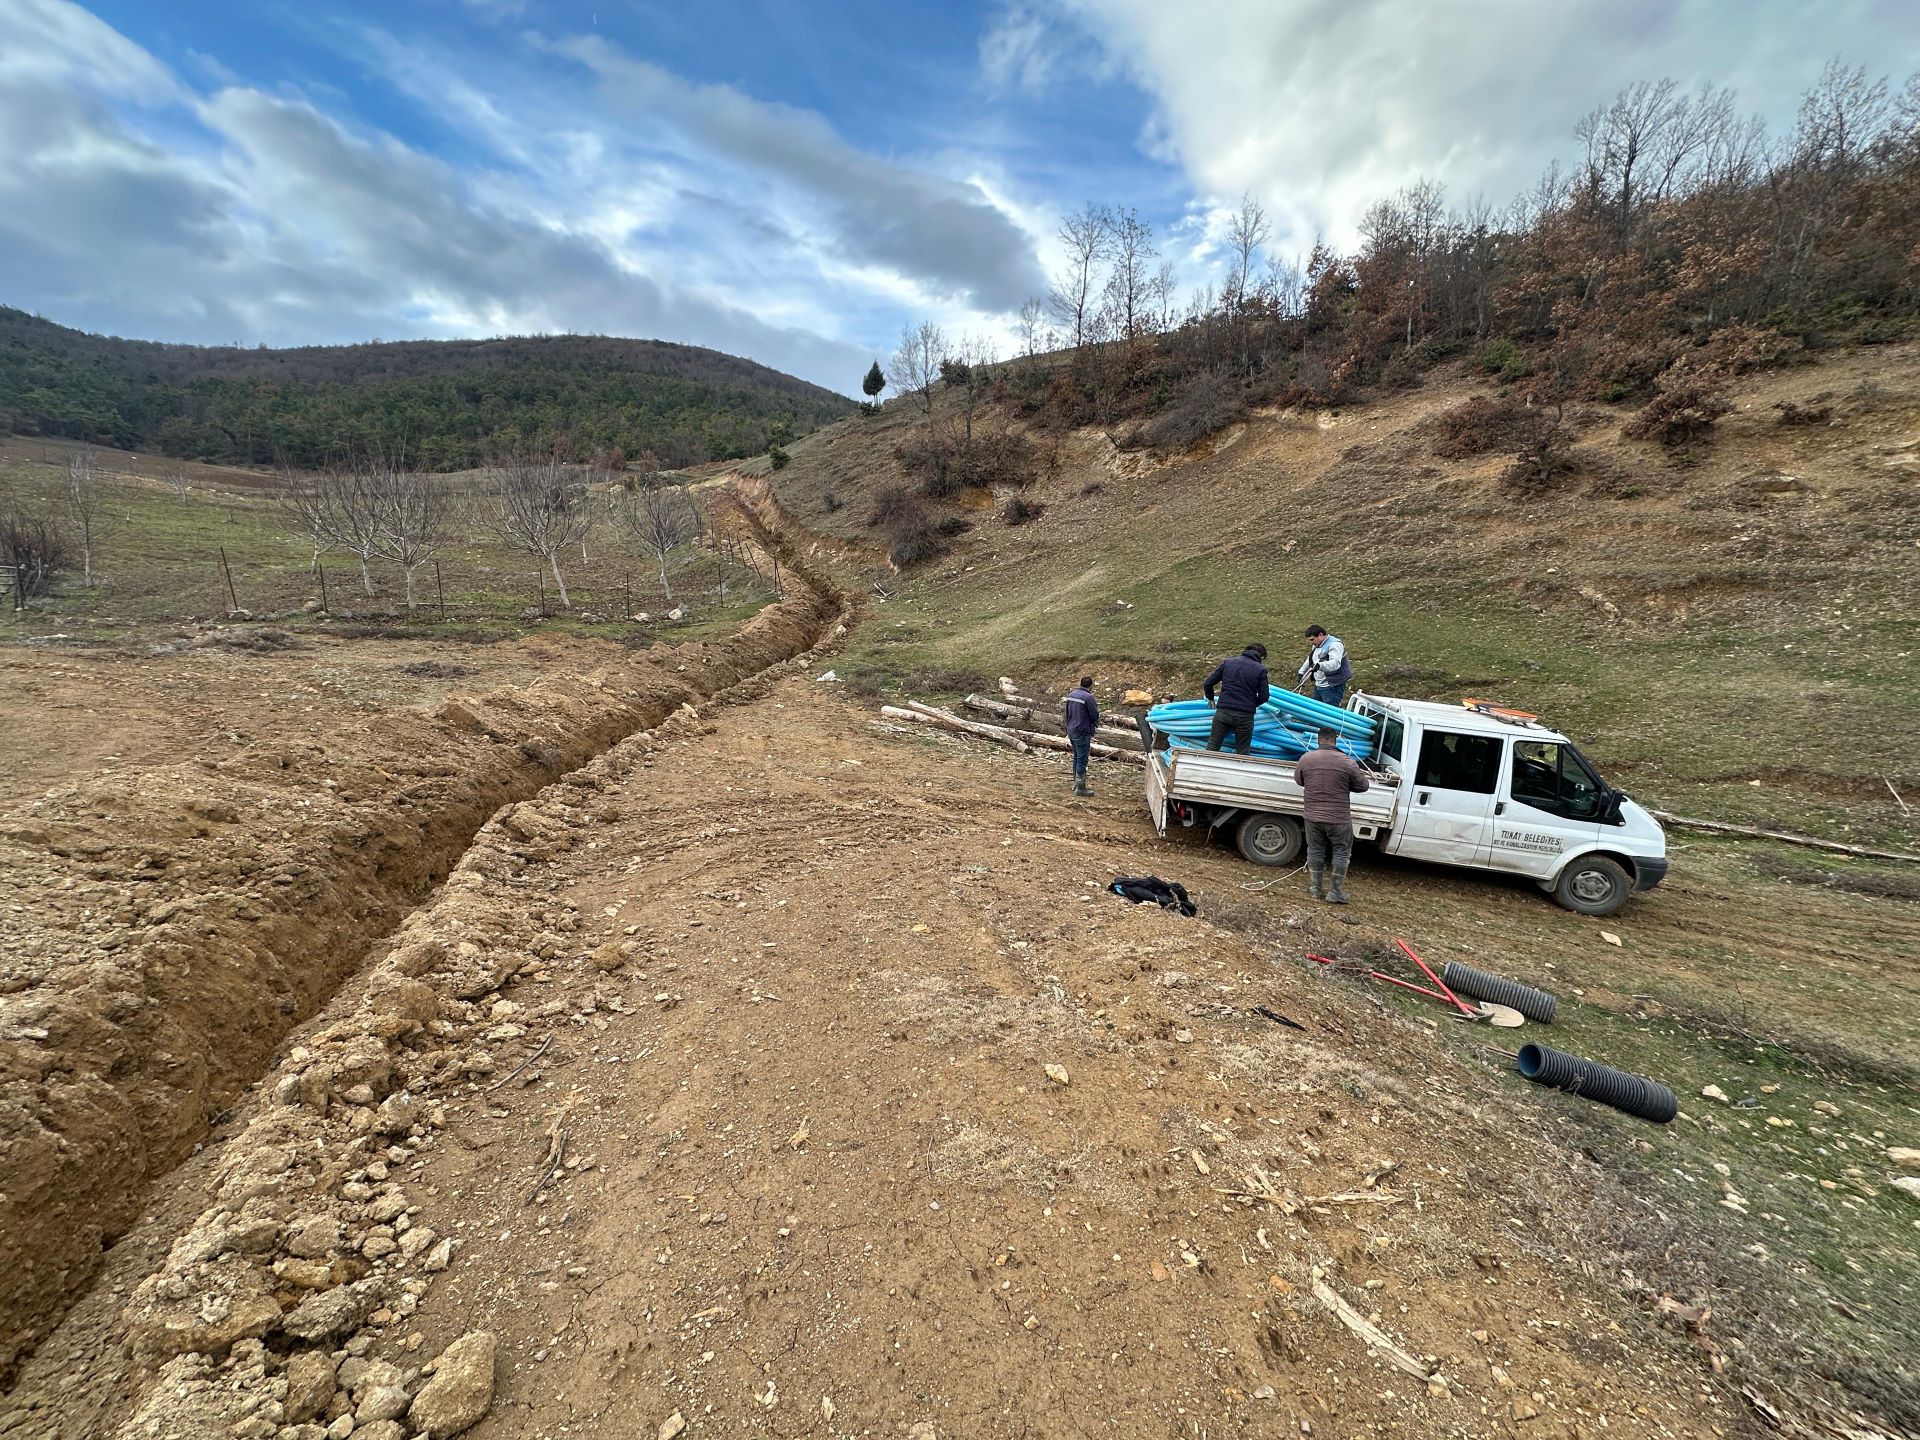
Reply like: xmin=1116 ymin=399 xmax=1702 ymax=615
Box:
xmin=2 ymin=1 xmax=1914 ymax=394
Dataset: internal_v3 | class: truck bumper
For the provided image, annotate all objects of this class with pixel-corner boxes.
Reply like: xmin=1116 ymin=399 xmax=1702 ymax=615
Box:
xmin=1633 ymin=857 xmax=1671 ymax=892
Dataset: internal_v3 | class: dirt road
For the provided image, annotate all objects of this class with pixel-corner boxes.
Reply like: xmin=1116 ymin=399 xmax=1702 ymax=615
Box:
xmin=4 ymin=675 xmax=1734 ymax=1439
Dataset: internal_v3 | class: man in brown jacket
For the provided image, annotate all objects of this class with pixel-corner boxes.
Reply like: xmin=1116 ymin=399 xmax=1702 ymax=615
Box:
xmin=1295 ymin=727 xmax=1370 ymax=903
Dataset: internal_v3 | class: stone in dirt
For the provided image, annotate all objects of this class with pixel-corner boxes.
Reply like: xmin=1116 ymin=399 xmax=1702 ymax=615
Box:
xmin=357 ymin=1384 xmax=412 ymax=1423
xmin=282 ymin=1280 xmax=381 ymax=1342
xmin=1893 ymin=1176 xmax=1920 ymax=1203
xmin=1044 ymin=1063 xmax=1070 ymax=1085
xmin=658 ymin=1413 xmax=687 ymax=1440
xmin=353 ymin=1423 xmax=409 ymax=1440
xmin=284 ymin=1350 xmax=337 ymax=1423
xmin=1889 ymin=1147 xmax=1920 ymax=1169
xmin=409 ymin=1331 xmax=498 ymax=1437
xmin=284 ymin=1214 xmax=341 ymax=1259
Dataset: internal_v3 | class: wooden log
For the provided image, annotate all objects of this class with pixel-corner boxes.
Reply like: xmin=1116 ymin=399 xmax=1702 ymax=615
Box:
xmin=963 ymin=694 xmax=1143 ymax=748
xmin=879 ymin=706 xmax=1144 ymax=766
xmin=886 ymin=703 xmax=1031 ymax=752
xmin=1002 ymin=726 xmax=1146 ymax=766
xmin=1649 ymin=810 xmax=1919 ymax=865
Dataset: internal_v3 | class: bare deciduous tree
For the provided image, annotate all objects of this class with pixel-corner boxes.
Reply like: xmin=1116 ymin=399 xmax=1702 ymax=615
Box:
xmin=622 ymin=481 xmax=702 ymax=603
xmin=1224 ymin=192 xmax=1271 ymax=308
xmin=1102 ymin=208 xmax=1159 ymax=341
xmin=891 ymin=320 xmax=947 ymax=417
xmin=1049 ymin=203 xmax=1113 ymax=349
xmin=1017 ymin=298 xmax=1048 ymax=359
xmin=366 ymin=462 xmax=450 ymax=612
xmin=163 ymin=469 xmax=191 ymax=504
xmin=321 ymin=464 xmax=387 ymax=596
xmin=483 ymin=452 xmax=595 ymax=609
xmin=275 ymin=468 xmax=337 ymax=575
xmin=65 ymin=451 xmax=110 ymax=587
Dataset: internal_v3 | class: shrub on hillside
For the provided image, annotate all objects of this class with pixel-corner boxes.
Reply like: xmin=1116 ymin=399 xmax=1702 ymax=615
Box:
xmin=1623 ymin=368 xmax=1732 ymax=447
xmin=1005 ymin=496 xmax=1046 ymax=526
xmin=1479 ymin=338 xmax=1528 ymax=379
xmin=894 ymin=426 xmax=1038 ymax=497
xmin=768 ymin=444 xmax=790 ymax=471
xmin=869 ymin=483 xmax=946 ymax=567
xmin=1139 ymin=371 xmax=1245 ymax=451
xmin=1500 ymin=419 xmax=1580 ymax=494
xmin=1432 ymin=395 xmax=1539 ymax=459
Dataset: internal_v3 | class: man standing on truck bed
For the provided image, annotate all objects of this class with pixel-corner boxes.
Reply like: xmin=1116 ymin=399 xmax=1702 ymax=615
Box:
xmin=1064 ymin=676 xmax=1100 ymax=797
xmin=1297 ymin=726 xmax=1370 ymax=903
xmin=1298 ymin=625 xmax=1352 ymax=706
xmin=1203 ymin=644 xmax=1269 ymax=754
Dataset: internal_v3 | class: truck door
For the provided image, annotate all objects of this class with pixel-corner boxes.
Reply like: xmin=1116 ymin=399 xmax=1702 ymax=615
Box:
xmin=1487 ymin=739 xmax=1604 ymax=878
xmin=1388 ymin=728 xmax=1503 ymax=867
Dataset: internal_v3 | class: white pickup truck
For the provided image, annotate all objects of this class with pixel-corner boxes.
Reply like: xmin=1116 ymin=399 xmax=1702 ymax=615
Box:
xmin=1142 ymin=693 xmax=1668 ymax=915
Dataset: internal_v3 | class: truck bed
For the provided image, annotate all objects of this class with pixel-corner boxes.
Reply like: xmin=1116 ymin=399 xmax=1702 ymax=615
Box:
xmin=1148 ymin=745 xmax=1400 ymax=838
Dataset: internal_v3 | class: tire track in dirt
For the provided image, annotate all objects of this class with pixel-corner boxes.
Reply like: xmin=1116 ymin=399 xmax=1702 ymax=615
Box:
xmin=0 ymin=488 xmax=847 ymax=1385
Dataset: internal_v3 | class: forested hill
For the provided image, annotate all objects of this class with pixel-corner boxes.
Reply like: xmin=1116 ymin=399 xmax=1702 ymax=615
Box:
xmin=0 ymin=309 xmax=857 ymax=470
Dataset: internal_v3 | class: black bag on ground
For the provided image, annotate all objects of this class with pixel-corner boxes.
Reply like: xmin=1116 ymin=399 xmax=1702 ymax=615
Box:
xmin=1108 ymin=875 xmax=1196 ymax=916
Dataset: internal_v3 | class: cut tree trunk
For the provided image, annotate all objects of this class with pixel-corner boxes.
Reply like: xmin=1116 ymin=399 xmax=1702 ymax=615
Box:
xmin=963 ymin=694 xmax=1143 ymax=747
xmin=881 ymin=706 xmax=1144 ymax=766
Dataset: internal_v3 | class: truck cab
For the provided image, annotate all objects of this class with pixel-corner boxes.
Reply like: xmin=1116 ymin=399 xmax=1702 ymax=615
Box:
xmin=1355 ymin=694 xmax=1667 ymax=914
xmin=1143 ymin=692 xmax=1667 ymax=916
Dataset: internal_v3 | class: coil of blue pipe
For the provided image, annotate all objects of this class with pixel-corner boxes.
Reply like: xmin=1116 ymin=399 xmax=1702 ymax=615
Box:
xmin=1148 ymin=694 xmax=1376 ymax=762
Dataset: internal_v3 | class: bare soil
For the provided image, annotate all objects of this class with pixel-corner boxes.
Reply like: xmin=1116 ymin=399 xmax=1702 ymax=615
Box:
xmin=2 ymin=417 xmax=1913 ymax=1440
xmin=4 ymin=682 xmax=1739 ymax=1440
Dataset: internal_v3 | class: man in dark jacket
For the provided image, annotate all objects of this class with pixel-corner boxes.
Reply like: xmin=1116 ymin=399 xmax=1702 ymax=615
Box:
xmin=1295 ymin=727 xmax=1371 ymax=903
xmin=1063 ymin=676 xmax=1099 ymax=797
xmin=1203 ymin=644 xmax=1269 ymax=754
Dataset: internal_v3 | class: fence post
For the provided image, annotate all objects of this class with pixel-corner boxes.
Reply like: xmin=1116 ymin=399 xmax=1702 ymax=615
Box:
xmin=434 ymin=560 xmax=446 ymax=623
xmin=537 ymin=569 xmax=546 ymax=619
xmin=318 ymin=564 xmax=329 ymax=614
xmin=219 ymin=545 xmax=239 ymax=614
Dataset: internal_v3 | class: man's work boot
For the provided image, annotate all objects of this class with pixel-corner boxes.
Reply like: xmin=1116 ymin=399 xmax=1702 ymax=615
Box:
xmin=1075 ymin=775 xmax=1093 ymax=797
xmin=1328 ymin=865 xmax=1350 ymax=905
xmin=1307 ymin=865 xmax=1325 ymax=901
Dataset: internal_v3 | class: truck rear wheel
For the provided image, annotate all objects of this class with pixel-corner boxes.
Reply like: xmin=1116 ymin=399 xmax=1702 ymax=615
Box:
xmin=1236 ymin=813 xmax=1303 ymax=867
xmin=1552 ymin=855 xmax=1631 ymax=916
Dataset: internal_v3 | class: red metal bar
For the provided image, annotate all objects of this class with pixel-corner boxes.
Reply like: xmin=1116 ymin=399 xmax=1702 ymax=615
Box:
xmin=1394 ymin=938 xmax=1477 ymax=1015
xmin=1306 ymin=953 xmax=1455 ymax=1006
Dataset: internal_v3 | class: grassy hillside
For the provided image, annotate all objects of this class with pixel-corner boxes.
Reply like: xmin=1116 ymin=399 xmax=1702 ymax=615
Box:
xmin=0 ymin=308 xmax=855 ymax=471
xmin=765 ymin=344 xmax=1920 ymax=853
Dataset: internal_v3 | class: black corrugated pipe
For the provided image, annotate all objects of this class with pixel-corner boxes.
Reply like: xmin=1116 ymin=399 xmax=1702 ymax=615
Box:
xmin=1442 ymin=961 xmax=1557 ymax=1024
xmin=1515 ymin=1043 xmax=1677 ymax=1123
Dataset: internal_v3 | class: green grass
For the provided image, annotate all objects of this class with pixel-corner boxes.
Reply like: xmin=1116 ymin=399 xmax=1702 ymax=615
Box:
xmin=0 ymin=462 xmax=776 ymax=643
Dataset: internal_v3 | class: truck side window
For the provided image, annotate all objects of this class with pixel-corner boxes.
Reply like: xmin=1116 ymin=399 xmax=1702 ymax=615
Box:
xmin=1510 ymin=741 xmax=1600 ymax=819
xmin=1377 ymin=715 xmax=1405 ymax=763
xmin=1415 ymin=731 xmax=1501 ymax=793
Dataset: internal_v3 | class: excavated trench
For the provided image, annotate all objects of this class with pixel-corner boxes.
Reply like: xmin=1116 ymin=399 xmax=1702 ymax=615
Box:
xmin=0 ymin=491 xmax=847 ymax=1385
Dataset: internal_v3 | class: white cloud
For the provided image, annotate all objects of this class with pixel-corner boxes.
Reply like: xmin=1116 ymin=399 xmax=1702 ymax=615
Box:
xmin=548 ymin=34 xmax=1049 ymax=313
xmin=0 ymin=0 xmax=1049 ymax=392
xmin=1032 ymin=0 xmax=1919 ymax=257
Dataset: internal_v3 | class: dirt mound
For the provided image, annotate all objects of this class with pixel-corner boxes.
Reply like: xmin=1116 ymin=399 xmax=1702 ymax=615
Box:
xmin=0 ymin=495 xmax=846 ymax=1382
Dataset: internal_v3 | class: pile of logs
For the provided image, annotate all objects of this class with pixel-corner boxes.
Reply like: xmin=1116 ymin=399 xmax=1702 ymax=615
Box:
xmin=876 ymin=690 xmax=1146 ymax=767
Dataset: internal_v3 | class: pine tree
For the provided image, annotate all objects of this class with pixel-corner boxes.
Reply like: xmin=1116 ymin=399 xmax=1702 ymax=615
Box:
xmin=862 ymin=361 xmax=886 ymax=402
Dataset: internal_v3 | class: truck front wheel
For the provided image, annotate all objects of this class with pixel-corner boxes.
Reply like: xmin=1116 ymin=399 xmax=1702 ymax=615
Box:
xmin=1236 ymin=813 xmax=1304 ymax=867
xmin=1552 ymin=856 xmax=1631 ymax=916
